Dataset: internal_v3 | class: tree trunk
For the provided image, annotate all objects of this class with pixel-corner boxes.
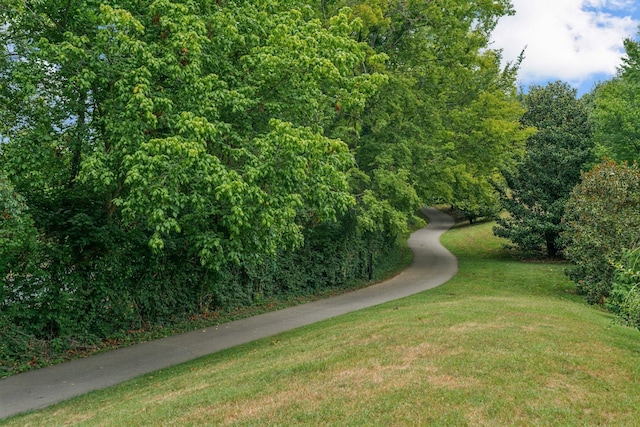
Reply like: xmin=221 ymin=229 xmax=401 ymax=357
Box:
xmin=546 ymin=237 xmax=558 ymax=258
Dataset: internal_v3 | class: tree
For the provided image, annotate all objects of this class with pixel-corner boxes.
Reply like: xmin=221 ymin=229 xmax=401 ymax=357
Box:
xmin=562 ymin=160 xmax=640 ymax=304
xmin=319 ymin=0 xmax=531 ymax=229
xmin=494 ymin=81 xmax=594 ymax=258
xmin=591 ymin=37 xmax=640 ymax=163
xmin=0 ymin=1 xmax=383 ymax=269
xmin=0 ymin=0 xmax=538 ymax=359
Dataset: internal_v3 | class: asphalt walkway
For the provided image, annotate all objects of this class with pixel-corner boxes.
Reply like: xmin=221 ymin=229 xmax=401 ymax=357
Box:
xmin=0 ymin=207 xmax=457 ymax=420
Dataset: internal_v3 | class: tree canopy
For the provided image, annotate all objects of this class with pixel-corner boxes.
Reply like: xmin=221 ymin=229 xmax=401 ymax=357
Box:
xmin=318 ymin=0 xmax=531 ymax=226
xmin=591 ymin=38 xmax=640 ymax=163
xmin=0 ymin=1 xmax=389 ymax=268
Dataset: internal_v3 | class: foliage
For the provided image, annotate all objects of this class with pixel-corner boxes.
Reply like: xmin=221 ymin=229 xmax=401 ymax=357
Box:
xmin=0 ymin=2 xmax=380 ymax=324
xmin=608 ymin=247 xmax=640 ymax=330
xmin=591 ymin=37 xmax=640 ymax=162
xmin=0 ymin=212 xmax=407 ymax=376
xmin=591 ymin=77 xmax=640 ymax=163
xmin=0 ymin=173 xmax=38 ymax=276
xmin=0 ymin=0 xmax=533 ymax=368
xmin=1 ymin=1 xmax=380 ymax=267
xmin=316 ymin=0 xmax=530 ymax=230
xmin=562 ymin=160 xmax=640 ymax=304
xmin=494 ymin=81 xmax=594 ymax=258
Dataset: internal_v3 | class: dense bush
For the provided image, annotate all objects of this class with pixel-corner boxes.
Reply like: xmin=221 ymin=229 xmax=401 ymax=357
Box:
xmin=0 ymin=174 xmax=39 ymax=277
xmin=0 ymin=206 xmax=404 ymax=375
xmin=562 ymin=160 xmax=640 ymax=304
xmin=608 ymin=248 xmax=640 ymax=330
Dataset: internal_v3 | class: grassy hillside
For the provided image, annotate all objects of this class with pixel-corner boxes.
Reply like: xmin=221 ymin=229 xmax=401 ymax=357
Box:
xmin=3 ymin=221 xmax=640 ymax=426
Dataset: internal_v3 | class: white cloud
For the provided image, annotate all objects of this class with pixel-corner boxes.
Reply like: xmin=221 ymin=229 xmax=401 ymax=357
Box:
xmin=491 ymin=0 xmax=639 ymax=90
xmin=584 ymin=0 xmax=637 ymax=11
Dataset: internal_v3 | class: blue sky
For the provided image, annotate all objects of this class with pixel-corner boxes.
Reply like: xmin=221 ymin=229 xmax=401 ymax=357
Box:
xmin=491 ymin=0 xmax=640 ymax=96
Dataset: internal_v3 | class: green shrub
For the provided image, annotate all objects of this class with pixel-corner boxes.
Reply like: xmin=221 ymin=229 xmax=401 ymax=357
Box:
xmin=608 ymin=248 xmax=640 ymax=329
xmin=562 ymin=160 xmax=640 ymax=304
xmin=0 ymin=174 xmax=39 ymax=276
xmin=1 ymin=200 xmax=407 ymax=375
xmin=0 ymin=313 xmax=46 ymax=375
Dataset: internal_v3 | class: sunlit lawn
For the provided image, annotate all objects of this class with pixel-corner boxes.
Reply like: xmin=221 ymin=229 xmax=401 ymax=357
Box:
xmin=3 ymin=220 xmax=640 ymax=426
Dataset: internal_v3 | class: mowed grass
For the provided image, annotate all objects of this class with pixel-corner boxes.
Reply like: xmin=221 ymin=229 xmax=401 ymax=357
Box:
xmin=4 ymin=221 xmax=640 ymax=426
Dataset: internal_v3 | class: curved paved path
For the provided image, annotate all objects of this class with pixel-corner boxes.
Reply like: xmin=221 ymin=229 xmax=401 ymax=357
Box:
xmin=0 ymin=207 xmax=456 ymax=419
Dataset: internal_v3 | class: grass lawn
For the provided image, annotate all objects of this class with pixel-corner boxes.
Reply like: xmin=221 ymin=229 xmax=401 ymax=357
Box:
xmin=3 ymin=220 xmax=640 ymax=426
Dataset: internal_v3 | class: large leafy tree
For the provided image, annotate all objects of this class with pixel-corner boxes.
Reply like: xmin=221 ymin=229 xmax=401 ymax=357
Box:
xmin=0 ymin=1 xmax=383 ymax=268
xmin=591 ymin=37 xmax=640 ymax=163
xmin=494 ymin=81 xmax=594 ymax=258
xmin=317 ymin=0 xmax=531 ymax=228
